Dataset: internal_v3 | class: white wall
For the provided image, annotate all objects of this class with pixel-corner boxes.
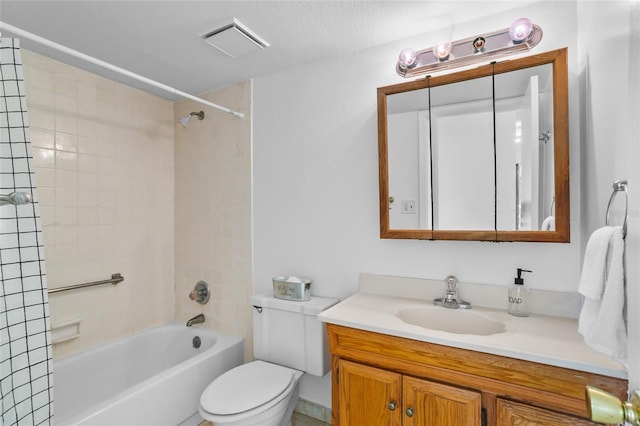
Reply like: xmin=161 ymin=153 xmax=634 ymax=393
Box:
xmin=577 ymin=0 xmax=639 ymax=391
xmin=254 ymin=0 xmax=640 ymax=403
xmin=253 ymin=1 xmax=580 ymax=302
xmin=254 ymin=0 xmax=640 ymax=406
xmin=626 ymin=0 xmax=640 ymax=394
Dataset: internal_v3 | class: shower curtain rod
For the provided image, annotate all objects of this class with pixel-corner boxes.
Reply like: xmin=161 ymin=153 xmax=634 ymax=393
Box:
xmin=0 ymin=22 xmax=244 ymax=118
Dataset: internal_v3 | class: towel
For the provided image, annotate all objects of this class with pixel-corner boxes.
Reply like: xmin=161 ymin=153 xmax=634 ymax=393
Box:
xmin=541 ymin=216 xmax=555 ymax=231
xmin=578 ymin=226 xmax=626 ymax=361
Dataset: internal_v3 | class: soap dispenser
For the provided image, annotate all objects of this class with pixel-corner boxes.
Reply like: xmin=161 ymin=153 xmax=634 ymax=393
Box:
xmin=509 ymin=268 xmax=532 ymax=317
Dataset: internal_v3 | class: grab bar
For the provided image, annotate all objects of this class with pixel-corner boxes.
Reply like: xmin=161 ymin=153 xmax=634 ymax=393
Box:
xmin=605 ymin=180 xmax=628 ymax=239
xmin=48 ymin=273 xmax=124 ymax=294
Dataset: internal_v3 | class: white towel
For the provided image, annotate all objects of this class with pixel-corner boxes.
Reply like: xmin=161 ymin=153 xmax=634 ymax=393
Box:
xmin=541 ymin=215 xmax=555 ymax=231
xmin=578 ymin=226 xmax=626 ymax=361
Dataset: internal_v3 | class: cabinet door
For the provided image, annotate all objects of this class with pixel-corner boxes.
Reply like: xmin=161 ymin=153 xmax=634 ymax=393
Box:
xmin=496 ymin=398 xmax=598 ymax=426
xmin=404 ymin=376 xmax=482 ymax=426
xmin=338 ymin=359 xmax=402 ymax=426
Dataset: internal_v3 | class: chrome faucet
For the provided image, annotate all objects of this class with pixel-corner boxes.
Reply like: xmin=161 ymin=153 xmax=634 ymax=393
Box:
xmin=186 ymin=313 xmax=205 ymax=327
xmin=433 ymin=275 xmax=471 ymax=309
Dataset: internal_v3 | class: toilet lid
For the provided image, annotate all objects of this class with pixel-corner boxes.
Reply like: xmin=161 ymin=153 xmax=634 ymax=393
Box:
xmin=201 ymin=361 xmax=295 ymax=416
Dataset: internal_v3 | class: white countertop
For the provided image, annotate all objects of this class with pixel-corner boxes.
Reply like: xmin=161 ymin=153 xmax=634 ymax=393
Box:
xmin=318 ymin=291 xmax=627 ymax=379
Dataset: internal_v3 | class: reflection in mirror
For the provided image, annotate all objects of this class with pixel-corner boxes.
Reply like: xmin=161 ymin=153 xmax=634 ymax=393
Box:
xmin=495 ymin=64 xmax=554 ymax=232
xmin=430 ymin=76 xmax=494 ymax=231
xmin=379 ymin=48 xmax=569 ymax=242
xmin=387 ymin=88 xmax=430 ymax=230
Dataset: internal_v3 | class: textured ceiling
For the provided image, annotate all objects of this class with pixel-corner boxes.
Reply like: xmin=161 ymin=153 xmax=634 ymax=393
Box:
xmin=0 ymin=1 xmax=533 ymax=100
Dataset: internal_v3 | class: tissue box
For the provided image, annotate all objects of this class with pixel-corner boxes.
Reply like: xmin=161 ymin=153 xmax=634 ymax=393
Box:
xmin=272 ymin=276 xmax=311 ymax=301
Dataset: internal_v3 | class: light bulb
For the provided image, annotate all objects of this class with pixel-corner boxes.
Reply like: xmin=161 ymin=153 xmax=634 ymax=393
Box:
xmin=433 ymin=42 xmax=452 ymax=61
xmin=509 ymin=18 xmax=533 ymax=43
xmin=398 ymin=48 xmax=417 ymax=69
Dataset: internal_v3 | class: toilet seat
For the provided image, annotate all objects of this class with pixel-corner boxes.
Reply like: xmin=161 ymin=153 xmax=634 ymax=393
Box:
xmin=200 ymin=361 xmax=295 ymax=418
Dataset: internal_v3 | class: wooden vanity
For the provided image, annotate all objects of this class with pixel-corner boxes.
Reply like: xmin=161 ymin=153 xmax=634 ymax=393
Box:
xmin=327 ymin=323 xmax=627 ymax=425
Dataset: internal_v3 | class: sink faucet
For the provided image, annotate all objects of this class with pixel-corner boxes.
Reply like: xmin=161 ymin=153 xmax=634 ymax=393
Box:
xmin=433 ymin=275 xmax=471 ymax=309
xmin=186 ymin=313 xmax=205 ymax=327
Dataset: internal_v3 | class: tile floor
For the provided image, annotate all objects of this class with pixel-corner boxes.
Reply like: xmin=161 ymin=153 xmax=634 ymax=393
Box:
xmin=199 ymin=412 xmax=330 ymax=426
xmin=292 ymin=412 xmax=331 ymax=426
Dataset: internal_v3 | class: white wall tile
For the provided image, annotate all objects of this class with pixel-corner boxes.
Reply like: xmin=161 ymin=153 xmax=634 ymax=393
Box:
xmin=30 ymin=128 xmax=54 ymax=149
xmin=55 ymin=131 xmax=77 ymax=152
xmin=77 ymin=136 xmax=99 ymax=155
xmin=31 ymin=147 xmax=55 ymax=168
xmin=24 ymin=50 xmax=175 ymax=358
xmin=174 ymin=81 xmax=252 ymax=361
xmin=54 ymin=114 xmax=76 ymax=135
xmin=55 ymin=151 xmax=77 ymax=171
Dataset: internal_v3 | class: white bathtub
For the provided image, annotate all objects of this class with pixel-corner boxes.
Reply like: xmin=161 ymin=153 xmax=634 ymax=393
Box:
xmin=53 ymin=322 xmax=244 ymax=426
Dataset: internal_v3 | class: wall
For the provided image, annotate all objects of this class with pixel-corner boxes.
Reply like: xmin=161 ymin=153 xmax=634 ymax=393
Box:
xmin=253 ymin=1 xmax=581 ymax=406
xmin=173 ymin=82 xmax=253 ymax=361
xmin=22 ymin=50 xmax=175 ymax=358
xmin=577 ymin=0 xmax=639 ymax=390
xmin=253 ymin=0 xmax=639 ymax=399
xmin=625 ymin=0 xmax=640 ymax=394
xmin=253 ymin=1 xmax=580 ymax=301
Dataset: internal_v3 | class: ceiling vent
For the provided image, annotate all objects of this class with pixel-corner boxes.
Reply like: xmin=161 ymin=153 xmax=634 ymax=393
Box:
xmin=203 ymin=18 xmax=270 ymax=58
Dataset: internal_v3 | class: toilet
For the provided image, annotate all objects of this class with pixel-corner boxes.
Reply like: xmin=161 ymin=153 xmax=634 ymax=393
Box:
xmin=199 ymin=293 xmax=338 ymax=426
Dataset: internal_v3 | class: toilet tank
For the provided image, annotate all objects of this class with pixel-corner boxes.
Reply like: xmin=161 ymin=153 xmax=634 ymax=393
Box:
xmin=251 ymin=293 xmax=339 ymax=377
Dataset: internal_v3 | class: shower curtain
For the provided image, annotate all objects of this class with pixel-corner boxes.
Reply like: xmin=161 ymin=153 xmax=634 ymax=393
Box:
xmin=0 ymin=38 xmax=53 ymax=425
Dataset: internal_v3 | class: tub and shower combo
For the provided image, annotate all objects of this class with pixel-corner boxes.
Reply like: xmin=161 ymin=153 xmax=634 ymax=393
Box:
xmin=52 ymin=322 xmax=243 ymax=425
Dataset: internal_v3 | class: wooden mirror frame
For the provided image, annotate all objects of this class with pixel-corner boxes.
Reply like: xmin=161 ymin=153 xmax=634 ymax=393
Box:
xmin=378 ymin=48 xmax=569 ymax=242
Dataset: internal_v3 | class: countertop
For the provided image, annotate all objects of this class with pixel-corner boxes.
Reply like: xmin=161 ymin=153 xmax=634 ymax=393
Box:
xmin=318 ymin=291 xmax=627 ymax=379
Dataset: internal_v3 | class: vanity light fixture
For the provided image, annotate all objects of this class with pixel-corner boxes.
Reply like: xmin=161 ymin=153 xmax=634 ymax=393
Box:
xmin=398 ymin=48 xmax=418 ymax=69
xmin=509 ymin=17 xmax=534 ymax=43
xmin=396 ymin=18 xmax=542 ymax=78
xmin=433 ymin=41 xmax=453 ymax=61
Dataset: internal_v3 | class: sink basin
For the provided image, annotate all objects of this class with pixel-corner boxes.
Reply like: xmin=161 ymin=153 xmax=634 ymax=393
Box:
xmin=398 ymin=307 xmax=506 ymax=336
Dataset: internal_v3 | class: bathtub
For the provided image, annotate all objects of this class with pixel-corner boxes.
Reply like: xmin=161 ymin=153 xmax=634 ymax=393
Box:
xmin=53 ymin=322 xmax=244 ymax=426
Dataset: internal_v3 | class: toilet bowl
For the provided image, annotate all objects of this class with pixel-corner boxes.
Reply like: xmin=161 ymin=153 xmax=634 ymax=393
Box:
xmin=198 ymin=293 xmax=338 ymax=426
xmin=199 ymin=361 xmax=303 ymax=426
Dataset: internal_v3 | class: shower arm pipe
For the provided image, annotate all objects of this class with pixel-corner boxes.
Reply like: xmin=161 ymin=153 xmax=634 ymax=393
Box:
xmin=0 ymin=22 xmax=244 ymax=118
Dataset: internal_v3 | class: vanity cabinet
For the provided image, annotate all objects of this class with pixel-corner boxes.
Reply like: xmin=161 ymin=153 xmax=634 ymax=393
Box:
xmin=496 ymin=399 xmax=596 ymax=425
xmin=327 ymin=324 xmax=627 ymax=426
xmin=338 ymin=360 xmax=401 ymax=424
xmin=339 ymin=359 xmax=481 ymax=425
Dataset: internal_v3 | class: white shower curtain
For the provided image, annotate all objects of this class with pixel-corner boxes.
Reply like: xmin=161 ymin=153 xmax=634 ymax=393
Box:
xmin=0 ymin=37 xmax=53 ymax=426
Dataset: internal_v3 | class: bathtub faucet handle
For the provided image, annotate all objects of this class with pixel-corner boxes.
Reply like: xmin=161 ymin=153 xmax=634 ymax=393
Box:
xmin=186 ymin=313 xmax=205 ymax=327
xmin=189 ymin=281 xmax=210 ymax=304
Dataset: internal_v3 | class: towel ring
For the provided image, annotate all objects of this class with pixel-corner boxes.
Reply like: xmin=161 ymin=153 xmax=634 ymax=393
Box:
xmin=605 ymin=179 xmax=628 ymax=239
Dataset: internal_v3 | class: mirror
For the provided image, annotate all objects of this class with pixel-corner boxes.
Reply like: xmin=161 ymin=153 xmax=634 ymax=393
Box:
xmin=378 ymin=48 xmax=569 ymax=242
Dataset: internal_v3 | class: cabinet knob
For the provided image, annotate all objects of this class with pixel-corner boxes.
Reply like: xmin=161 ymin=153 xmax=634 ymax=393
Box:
xmin=388 ymin=401 xmax=396 ymax=411
xmin=406 ymin=407 xmax=414 ymax=417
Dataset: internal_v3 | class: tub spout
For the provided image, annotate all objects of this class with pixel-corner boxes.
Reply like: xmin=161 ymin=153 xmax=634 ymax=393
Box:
xmin=186 ymin=314 xmax=205 ymax=327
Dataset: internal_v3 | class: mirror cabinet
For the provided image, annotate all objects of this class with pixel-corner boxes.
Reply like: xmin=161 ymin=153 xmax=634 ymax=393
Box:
xmin=378 ymin=48 xmax=569 ymax=242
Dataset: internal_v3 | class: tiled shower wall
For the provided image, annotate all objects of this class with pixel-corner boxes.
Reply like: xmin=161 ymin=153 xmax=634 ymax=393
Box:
xmin=174 ymin=82 xmax=253 ymax=361
xmin=21 ymin=50 xmax=175 ymax=358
